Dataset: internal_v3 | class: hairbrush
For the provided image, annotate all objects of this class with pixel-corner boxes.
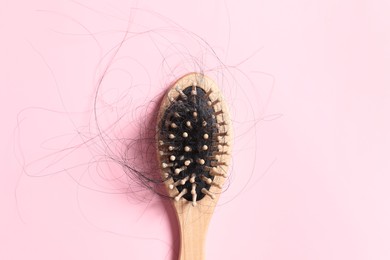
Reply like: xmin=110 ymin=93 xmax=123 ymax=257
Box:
xmin=156 ymin=73 xmax=232 ymax=260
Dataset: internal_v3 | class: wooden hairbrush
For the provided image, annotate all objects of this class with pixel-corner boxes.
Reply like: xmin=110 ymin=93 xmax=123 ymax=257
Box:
xmin=156 ymin=73 xmax=232 ymax=260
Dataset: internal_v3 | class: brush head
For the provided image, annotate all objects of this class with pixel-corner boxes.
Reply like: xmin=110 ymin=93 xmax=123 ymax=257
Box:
xmin=157 ymin=73 xmax=231 ymax=206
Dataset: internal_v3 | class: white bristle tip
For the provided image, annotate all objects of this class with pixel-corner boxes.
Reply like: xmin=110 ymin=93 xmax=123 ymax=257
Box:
xmin=190 ymin=174 xmax=196 ymax=183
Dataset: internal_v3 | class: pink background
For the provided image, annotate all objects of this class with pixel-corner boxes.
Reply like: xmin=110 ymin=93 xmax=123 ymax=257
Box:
xmin=2 ymin=0 xmax=390 ymax=259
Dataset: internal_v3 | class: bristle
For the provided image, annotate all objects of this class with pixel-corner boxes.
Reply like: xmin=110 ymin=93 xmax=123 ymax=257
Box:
xmin=191 ymin=85 xmax=197 ymax=96
xmin=215 ymin=132 xmax=228 ymax=137
xmin=169 ymin=179 xmax=182 ymax=190
xmin=180 ymin=176 xmax=189 ymax=185
xmin=214 ymin=136 xmax=223 ymax=142
xmin=214 ymin=110 xmax=224 ymax=116
xmin=168 ymin=146 xmax=176 ymax=151
xmin=175 ymin=188 xmax=188 ymax=201
xmin=201 ymin=188 xmax=215 ymax=199
xmin=211 ymin=161 xmax=227 ymax=167
xmin=191 ymin=183 xmax=197 ymax=206
xmin=174 ymin=166 xmax=186 ymax=175
xmin=201 ymin=175 xmax=212 ymax=184
xmin=208 ymin=167 xmax=227 ymax=178
xmin=197 ymin=158 xmax=205 ymax=165
xmin=184 ymin=160 xmax=192 ymax=166
xmin=207 ymin=99 xmax=220 ymax=106
xmin=162 ymin=162 xmax=173 ymax=168
xmin=212 ymin=151 xmax=228 ymax=156
xmin=176 ymin=86 xmax=188 ymax=100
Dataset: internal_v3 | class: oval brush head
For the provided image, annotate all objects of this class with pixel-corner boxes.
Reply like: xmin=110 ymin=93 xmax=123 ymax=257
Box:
xmin=156 ymin=73 xmax=231 ymax=260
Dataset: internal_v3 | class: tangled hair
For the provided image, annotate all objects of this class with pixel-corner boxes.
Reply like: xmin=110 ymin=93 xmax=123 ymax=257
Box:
xmin=15 ymin=7 xmax=274 ymax=208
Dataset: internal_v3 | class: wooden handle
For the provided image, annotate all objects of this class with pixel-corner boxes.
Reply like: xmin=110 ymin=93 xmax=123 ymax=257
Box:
xmin=175 ymin=199 xmax=215 ymax=260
